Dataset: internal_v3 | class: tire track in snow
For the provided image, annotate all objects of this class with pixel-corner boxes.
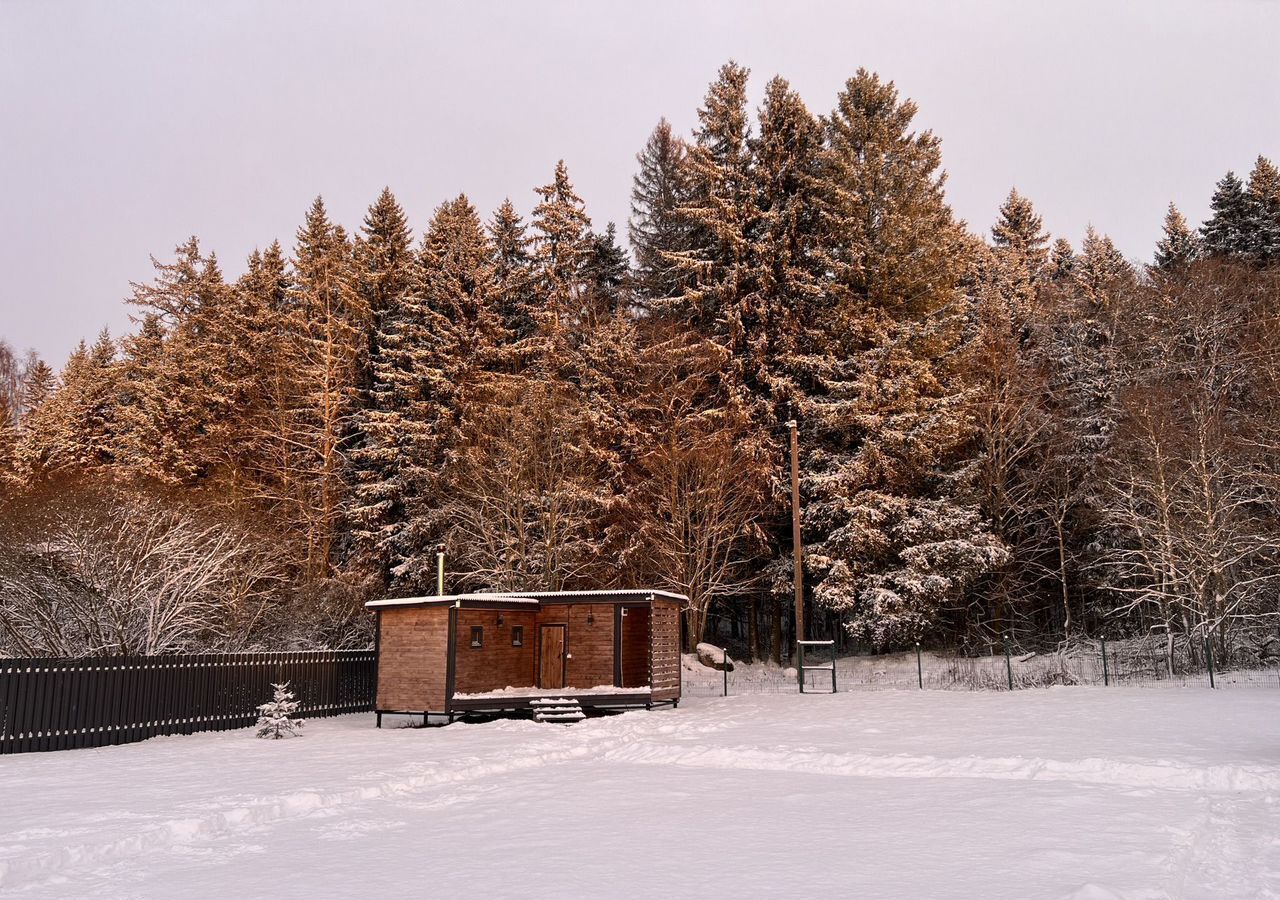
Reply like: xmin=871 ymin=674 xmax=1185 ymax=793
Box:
xmin=603 ymin=741 xmax=1280 ymax=795
xmin=0 ymin=728 xmax=633 ymax=892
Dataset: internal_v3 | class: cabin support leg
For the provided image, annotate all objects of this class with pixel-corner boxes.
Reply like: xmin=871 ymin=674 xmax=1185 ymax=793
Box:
xmin=376 ymin=711 xmax=383 ymax=729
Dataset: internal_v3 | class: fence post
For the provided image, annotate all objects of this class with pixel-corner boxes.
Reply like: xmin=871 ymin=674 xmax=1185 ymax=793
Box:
xmin=1204 ymin=635 xmax=1216 ymax=689
xmin=723 ymin=647 xmax=728 ymax=698
xmin=798 ymin=643 xmax=805 ymax=694
xmin=915 ymin=642 xmax=923 ymax=689
xmin=1101 ymin=637 xmax=1109 ymax=687
xmin=1003 ymin=633 xmax=1014 ymax=691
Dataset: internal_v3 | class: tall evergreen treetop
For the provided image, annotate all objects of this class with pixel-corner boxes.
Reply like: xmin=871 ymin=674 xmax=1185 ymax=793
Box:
xmin=991 ymin=188 xmax=1050 ymax=274
xmin=531 ymin=160 xmax=595 ymax=338
xmin=1153 ymin=203 xmax=1200 ymax=271
xmin=19 ymin=358 xmax=55 ymax=418
xmin=356 ymin=188 xmax=415 ymax=391
xmin=487 ymin=199 xmax=536 ymax=357
xmin=1246 ymin=156 xmax=1280 ymax=262
xmin=629 ymin=118 xmax=694 ymax=304
xmin=1201 ymin=171 xmax=1253 ymax=259
xmin=582 ymin=222 xmax=631 ymax=318
xmin=359 ymin=188 xmax=415 ymax=313
xmin=825 ymin=68 xmax=964 ymax=318
xmin=1072 ymin=226 xmax=1132 ymax=306
xmin=1048 ymin=237 xmax=1076 ymax=282
xmin=663 ymin=61 xmax=756 ymax=332
xmin=738 ymin=75 xmax=828 ymax=419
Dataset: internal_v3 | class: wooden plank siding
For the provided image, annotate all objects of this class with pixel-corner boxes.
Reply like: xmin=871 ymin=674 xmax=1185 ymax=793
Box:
xmin=376 ymin=606 xmax=450 ymax=713
xmin=452 ymin=609 xmax=537 ymax=694
xmin=534 ymin=603 xmax=615 ymax=689
xmin=650 ymin=599 xmax=682 ymax=701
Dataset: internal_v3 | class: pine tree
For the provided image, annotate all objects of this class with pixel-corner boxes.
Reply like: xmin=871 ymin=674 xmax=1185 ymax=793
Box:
xmin=487 ymin=199 xmax=536 ymax=361
xmin=351 ymin=195 xmax=502 ymax=588
xmin=738 ymin=75 xmax=827 ymax=422
xmin=255 ymin=682 xmax=304 ymax=739
xmin=661 ymin=61 xmax=756 ymax=332
xmin=530 ymin=160 xmax=596 ymax=344
xmin=1201 ymin=171 xmax=1253 ymax=259
xmin=353 ymin=188 xmax=415 ymax=391
xmin=1048 ymin=238 xmax=1076 ymax=282
xmin=825 ymin=69 xmax=967 ymax=318
xmin=629 ymin=118 xmax=694 ymax=303
xmin=1153 ymin=203 xmax=1200 ymax=270
xmin=347 ymin=190 xmax=419 ymax=581
xmin=1072 ymin=226 xmax=1132 ymax=306
xmin=1246 ymin=156 xmax=1280 ymax=263
xmin=290 ymin=197 xmax=365 ymax=579
xmin=114 ymin=237 xmax=251 ymax=486
xmin=803 ymin=69 xmax=1003 ymax=649
xmin=991 ymin=188 xmax=1050 ymax=280
xmin=582 ymin=223 xmax=631 ymax=318
xmin=17 ymin=331 xmax=119 ymax=475
xmin=19 ymin=357 xmax=54 ymax=421
xmin=230 ymin=241 xmax=303 ymax=523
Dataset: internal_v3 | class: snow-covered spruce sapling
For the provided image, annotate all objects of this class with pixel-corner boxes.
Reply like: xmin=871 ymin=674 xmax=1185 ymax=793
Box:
xmin=256 ymin=681 xmax=304 ymax=739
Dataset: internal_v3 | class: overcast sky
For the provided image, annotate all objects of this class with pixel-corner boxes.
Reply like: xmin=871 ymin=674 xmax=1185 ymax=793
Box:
xmin=2 ymin=0 xmax=1278 ymax=365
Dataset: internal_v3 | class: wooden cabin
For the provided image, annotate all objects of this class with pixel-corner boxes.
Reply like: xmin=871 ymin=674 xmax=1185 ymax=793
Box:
xmin=367 ymin=590 xmax=685 ymax=723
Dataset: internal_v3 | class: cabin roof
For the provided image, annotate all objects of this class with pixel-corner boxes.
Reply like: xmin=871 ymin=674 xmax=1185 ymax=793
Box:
xmin=365 ymin=588 xmax=689 ymax=610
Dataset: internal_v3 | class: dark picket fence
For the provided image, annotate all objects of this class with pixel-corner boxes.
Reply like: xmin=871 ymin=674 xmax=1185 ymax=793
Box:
xmin=0 ymin=650 xmax=377 ymax=755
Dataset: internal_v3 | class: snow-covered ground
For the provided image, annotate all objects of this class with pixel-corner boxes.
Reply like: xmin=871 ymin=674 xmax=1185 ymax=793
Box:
xmin=2 ymin=689 xmax=1278 ymax=899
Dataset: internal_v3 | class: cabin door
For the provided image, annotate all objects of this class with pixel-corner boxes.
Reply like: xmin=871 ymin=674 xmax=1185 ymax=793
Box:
xmin=538 ymin=625 xmax=566 ymax=689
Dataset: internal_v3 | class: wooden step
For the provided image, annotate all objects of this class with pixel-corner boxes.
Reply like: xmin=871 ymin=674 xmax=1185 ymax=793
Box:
xmin=532 ymin=697 xmax=585 ymax=723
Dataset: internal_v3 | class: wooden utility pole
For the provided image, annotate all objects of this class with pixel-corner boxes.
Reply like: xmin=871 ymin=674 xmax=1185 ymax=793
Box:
xmin=788 ymin=420 xmax=804 ymax=651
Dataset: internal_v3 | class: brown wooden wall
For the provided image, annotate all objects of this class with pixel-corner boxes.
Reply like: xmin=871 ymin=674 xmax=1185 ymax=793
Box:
xmin=376 ymin=606 xmax=450 ymax=712
xmin=650 ymin=599 xmax=681 ymax=700
xmin=452 ymin=609 xmax=537 ymax=694
xmin=535 ymin=603 xmax=615 ymax=689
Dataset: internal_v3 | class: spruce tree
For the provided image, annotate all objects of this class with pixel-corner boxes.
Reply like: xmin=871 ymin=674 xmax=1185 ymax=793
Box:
xmin=487 ymin=198 xmax=536 ymax=359
xmin=629 ymin=118 xmax=694 ymax=303
xmin=1246 ymin=156 xmax=1280 ymax=263
xmin=991 ymin=188 xmax=1050 ymax=275
xmin=290 ymin=197 xmax=365 ymax=579
xmin=530 ymin=160 xmax=595 ymax=345
xmin=117 ymin=237 xmax=244 ymax=486
xmin=1048 ymin=238 xmax=1076 ymax=282
xmin=739 ymin=75 xmax=827 ymax=422
xmin=354 ymin=188 xmax=415 ymax=391
xmin=19 ymin=358 xmax=55 ymax=419
xmin=17 ymin=331 xmax=119 ymax=475
xmin=1072 ymin=226 xmax=1132 ymax=306
xmin=231 ymin=241 xmax=301 ymax=522
xmin=1201 ymin=171 xmax=1253 ymax=259
xmin=348 ymin=190 xmax=418 ymax=582
xmin=804 ymin=69 xmax=1003 ymax=649
xmin=354 ymin=195 xmax=501 ymax=588
xmin=1153 ymin=203 xmax=1200 ymax=270
xmin=582 ymin=222 xmax=631 ymax=318
xmin=662 ymin=61 xmax=756 ymax=332
xmin=825 ymin=69 xmax=966 ymax=317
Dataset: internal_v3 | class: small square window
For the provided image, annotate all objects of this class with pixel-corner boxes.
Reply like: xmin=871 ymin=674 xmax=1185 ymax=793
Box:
xmin=470 ymin=626 xmax=483 ymax=649
xmin=511 ymin=626 xmax=524 ymax=647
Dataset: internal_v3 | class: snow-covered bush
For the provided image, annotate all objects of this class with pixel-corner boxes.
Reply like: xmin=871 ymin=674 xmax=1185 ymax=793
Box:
xmin=256 ymin=681 xmax=304 ymax=739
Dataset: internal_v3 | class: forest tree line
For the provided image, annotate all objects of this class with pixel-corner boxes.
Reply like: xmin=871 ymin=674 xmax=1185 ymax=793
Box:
xmin=2 ymin=62 xmax=1279 ymax=661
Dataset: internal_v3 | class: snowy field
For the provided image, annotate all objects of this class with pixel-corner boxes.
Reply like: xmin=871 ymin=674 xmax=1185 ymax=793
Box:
xmin=2 ymin=689 xmax=1279 ymax=899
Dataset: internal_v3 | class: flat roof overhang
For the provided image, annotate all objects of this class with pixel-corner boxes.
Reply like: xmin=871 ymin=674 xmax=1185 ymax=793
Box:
xmin=366 ymin=589 xmax=689 ymax=610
